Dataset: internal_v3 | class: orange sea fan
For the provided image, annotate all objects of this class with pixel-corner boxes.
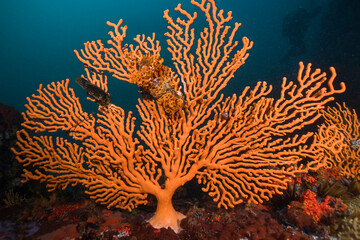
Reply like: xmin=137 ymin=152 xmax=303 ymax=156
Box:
xmin=316 ymin=103 xmax=360 ymax=179
xmin=12 ymin=0 xmax=346 ymax=233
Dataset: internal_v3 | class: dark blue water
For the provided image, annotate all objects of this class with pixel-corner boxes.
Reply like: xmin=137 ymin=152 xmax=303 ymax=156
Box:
xmin=0 ymin=0 xmax=359 ymax=113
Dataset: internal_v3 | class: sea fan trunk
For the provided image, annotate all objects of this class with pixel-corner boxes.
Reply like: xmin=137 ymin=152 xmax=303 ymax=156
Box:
xmin=147 ymin=189 xmax=186 ymax=233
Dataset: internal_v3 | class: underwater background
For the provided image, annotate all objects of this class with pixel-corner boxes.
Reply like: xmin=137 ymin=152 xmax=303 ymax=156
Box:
xmin=1 ymin=0 xmax=359 ymax=114
xmin=0 ymin=0 xmax=359 ymax=239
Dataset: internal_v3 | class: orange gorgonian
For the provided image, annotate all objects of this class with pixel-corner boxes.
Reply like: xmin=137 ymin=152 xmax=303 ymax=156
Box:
xmin=12 ymin=0 xmax=345 ymax=232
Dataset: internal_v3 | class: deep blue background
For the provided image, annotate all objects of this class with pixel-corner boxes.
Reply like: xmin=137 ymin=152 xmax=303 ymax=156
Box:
xmin=0 ymin=0 xmax=358 ymax=114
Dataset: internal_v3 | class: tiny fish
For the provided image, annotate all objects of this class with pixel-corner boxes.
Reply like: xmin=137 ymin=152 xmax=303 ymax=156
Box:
xmin=75 ymin=77 xmax=111 ymax=107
